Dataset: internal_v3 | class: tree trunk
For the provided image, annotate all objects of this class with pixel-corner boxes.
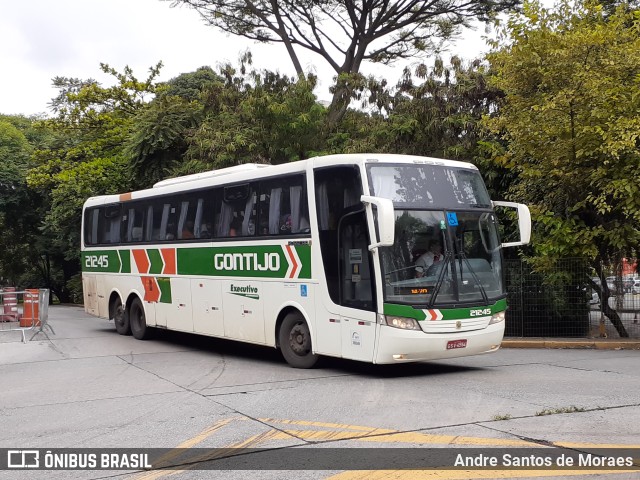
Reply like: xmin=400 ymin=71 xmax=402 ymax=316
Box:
xmin=591 ymin=269 xmax=629 ymax=338
xmin=601 ymin=294 xmax=629 ymax=338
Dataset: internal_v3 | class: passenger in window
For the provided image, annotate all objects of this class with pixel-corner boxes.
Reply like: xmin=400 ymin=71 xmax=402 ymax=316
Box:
xmin=165 ymin=223 xmax=176 ymax=240
xmin=200 ymin=222 xmax=213 ymax=238
xmin=182 ymin=221 xmax=195 ymax=239
xmin=229 ymin=218 xmax=242 ymax=237
xmin=280 ymin=213 xmax=292 ymax=233
xmin=131 ymin=227 xmax=143 ymax=242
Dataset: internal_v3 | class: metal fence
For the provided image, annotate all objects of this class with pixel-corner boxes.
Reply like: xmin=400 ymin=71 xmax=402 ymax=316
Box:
xmin=504 ymin=258 xmax=640 ymax=339
xmin=0 ymin=288 xmax=54 ymax=343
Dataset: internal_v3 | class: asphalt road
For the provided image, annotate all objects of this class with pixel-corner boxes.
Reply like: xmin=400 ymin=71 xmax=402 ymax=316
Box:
xmin=1 ymin=305 xmax=638 ymax=479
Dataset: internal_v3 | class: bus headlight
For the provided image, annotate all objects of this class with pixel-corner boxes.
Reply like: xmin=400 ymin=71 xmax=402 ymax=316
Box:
xmin=384 ymin=315 xmax=422 ymax=331
xmin=488 ymin=311 xmax=505 ymax=325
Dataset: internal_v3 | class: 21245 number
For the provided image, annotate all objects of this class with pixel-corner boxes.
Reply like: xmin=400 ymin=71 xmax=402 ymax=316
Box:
xmin=85 ymin=254 xmax=109 ymax=269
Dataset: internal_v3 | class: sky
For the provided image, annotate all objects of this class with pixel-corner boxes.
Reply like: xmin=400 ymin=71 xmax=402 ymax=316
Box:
xmin=0 ymin=0 xmax=490 ymax=117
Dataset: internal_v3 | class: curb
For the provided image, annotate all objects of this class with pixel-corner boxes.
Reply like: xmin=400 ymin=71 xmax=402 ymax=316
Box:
xmin=502 ymin=338 xmax=640 ymax=350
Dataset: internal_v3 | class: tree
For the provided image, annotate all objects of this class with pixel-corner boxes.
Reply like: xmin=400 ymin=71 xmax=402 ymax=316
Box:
xmin=126 ymin=94 xmax=203 ymax=188
xmin=183 ymin=56 xmax=326 ymax=169
xmin=484 ymin=0 xmax=640 ymax=337
xmin=0 ymin=119 xmax=39 ymax=287
xmin=26 ymin=63 xmax=160 ymax=301
xmin=126 ymin=67 xmax=224 ymax=187
xmin=167 ymin=0 xmax=521 ymax=123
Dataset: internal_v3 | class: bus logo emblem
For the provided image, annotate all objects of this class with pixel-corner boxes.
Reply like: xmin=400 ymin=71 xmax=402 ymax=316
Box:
xmin=229 ymin=284 xmax=259 ymax=300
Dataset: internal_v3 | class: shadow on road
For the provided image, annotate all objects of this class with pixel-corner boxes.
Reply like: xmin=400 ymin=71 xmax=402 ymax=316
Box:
xmin=131 ymin=327 xmax=481 ymax=379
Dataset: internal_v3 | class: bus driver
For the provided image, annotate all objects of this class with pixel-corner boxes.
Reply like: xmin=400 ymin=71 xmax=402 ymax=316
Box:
xmin=415 ymin=238 xmax=443 ymax=276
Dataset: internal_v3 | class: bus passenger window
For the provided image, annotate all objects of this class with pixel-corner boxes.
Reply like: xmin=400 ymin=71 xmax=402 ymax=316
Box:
xmin=258 ymin=176 xmax=308 ymax=236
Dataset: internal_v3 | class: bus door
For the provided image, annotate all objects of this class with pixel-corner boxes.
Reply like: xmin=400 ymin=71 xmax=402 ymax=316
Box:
xmin=314 ymin=165 xmax=377 ymax=361
xmin=336 ymin=209 xmax=377 ymax=362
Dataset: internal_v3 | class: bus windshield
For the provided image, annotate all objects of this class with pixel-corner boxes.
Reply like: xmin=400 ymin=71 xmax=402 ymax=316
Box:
xmin=379 ymin=209 xmax=504 ymax=306
xmin=367 ymin=164 xmax=491 ymax=209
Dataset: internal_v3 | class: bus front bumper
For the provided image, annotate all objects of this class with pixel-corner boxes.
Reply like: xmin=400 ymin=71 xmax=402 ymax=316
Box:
xmin=374 ymin=322 xmax=505 ymax=364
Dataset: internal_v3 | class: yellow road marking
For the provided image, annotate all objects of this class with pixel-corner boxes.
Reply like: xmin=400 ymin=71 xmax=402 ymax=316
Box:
xmin=554 ymin=441 xmax=640 ymax=449
xmin=135 ymin=417 xmax=237 ymax=477
xmin=269 ymin=429 xmax=535 ymax=447
xmin=135 ymin=429 xmax=279 ymax=480
xmin=258 ymin=418 xmax=390 ymax=432
xmin=132 ymin=416 xmax=640 ymax=480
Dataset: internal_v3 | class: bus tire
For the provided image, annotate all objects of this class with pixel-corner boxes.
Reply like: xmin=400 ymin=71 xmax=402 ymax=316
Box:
xmin=129 ymin=297 xmax=152 ymax=340
xmin=113 ymin=296 xmax=130 ymax=335
xmin=279 ymin=312 xmax=319 ymax=368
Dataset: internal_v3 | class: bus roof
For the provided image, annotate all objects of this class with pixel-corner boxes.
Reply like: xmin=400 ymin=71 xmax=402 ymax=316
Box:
xmin=83 ymin=154 xmax=478 ymax=208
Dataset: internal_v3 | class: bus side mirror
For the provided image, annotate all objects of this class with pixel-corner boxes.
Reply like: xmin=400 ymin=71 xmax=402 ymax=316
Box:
xmin=361 ymin=195 xmax=395 ymax=249
xmin=492 ymin=201 xmax=531 ymax=247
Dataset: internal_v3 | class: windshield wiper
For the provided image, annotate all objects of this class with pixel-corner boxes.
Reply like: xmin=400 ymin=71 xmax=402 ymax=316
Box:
xmin=427 ymin=251 xmax=452 ymax=308
xmin=469 ymin=203 xmax=492 ymax=208
xmin=455 ymin=251 xmax=489 ymax=304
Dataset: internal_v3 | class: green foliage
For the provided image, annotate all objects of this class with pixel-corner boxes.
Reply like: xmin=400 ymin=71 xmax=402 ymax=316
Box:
xmin=0 ymin=118 xmax=42 ymax=286
xmin=44 ymin=156 xmax=130 ymax=257
xmin=0 ymin=120 xmax=32 ymax=209
xmin=126 ymin=94 xmax=203 ymax=188
xmin=184 ymin=58 xmax=326 ymax=169
xmin=485 ymin=0 xmax=640 ymax=336
xmin=169 ymin=0 xmax=521 ymax=124
xmin=335 ymin=57 xmax=507 ymax=197
xmin=164 ymin=66 xmax=221 ymax=101
xmin=485 ymin=0 xmax=640 ymax=264
xmin=21 ymin=64 xmax=159 ymax=300
xmin=385 ymin=57 xmax=502 ymax=160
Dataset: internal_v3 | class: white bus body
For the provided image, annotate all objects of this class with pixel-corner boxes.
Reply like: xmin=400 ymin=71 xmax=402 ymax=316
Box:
xmin=81 ymin=154 xmax=530 ymax=367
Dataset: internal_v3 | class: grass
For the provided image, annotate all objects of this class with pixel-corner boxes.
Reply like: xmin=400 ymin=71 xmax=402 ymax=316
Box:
xmin=535 ymin=406 xmax=586 ymax=416
xmin=492 ymin=413 xmax=513 ymax=421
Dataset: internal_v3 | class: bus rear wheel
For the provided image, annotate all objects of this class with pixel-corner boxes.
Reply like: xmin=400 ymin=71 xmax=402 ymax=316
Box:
xmin=113 ymin=296 xmax=130 ymax=335
xmin=279 ymin=312 xmax=319 ymax=368
xmin=129 ymin=297 xmax=152 ymax=340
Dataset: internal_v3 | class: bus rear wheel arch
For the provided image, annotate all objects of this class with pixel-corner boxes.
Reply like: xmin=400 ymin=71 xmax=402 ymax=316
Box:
xmin=127 ymin=296 xmax=152 ymax=340
xmin=278 ymin=311 xmax=319 ymax=368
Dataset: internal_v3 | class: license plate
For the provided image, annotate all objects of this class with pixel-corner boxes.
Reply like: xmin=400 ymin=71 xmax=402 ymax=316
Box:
xmin=447 ymin=339 xmax=467 ymax=350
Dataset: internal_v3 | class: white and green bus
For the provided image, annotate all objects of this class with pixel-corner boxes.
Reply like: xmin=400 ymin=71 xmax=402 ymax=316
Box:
xmin=81 ymin=154 xmax=530 ymax=368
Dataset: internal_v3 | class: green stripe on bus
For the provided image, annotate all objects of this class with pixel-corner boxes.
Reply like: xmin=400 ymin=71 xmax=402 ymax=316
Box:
xmin=118 ymin=250 xmax=131 ymax=273
xmin=82 ymin=251 xmax=121 ymax=273
xmin=83 ymin=244 xmax=311 ymax=279
xmin=383 ymin=304 xmax=427 ymax=320
xmin=176 ymin=245 xmax=311 ymax=279
xmin=296 ymin=245 xmax=311 ymax=279
xmin=147 ymin=249 xmax=163 ymax=275
xmin=157 ymin=277 xmax=172 ymax=303
xmin=383 ymin=298 xmax=507 ymax=321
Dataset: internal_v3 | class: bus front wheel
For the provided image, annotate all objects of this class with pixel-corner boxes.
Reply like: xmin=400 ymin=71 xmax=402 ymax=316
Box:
xmin=113 ymin=296 xmax=130 ymax=335
xmin=279 ymin=312 xmax=319 ymax=368
xmin=129 ymin=297 xmax=152 ymax=340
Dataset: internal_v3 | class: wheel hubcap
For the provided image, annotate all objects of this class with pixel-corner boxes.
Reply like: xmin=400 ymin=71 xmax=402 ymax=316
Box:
xmin=289 ymin=324 xmax=309 ymax=356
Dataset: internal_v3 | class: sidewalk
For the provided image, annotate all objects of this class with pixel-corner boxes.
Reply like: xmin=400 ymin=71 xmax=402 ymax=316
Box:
xmin=502 ymin=337 xmax=640 ymax=350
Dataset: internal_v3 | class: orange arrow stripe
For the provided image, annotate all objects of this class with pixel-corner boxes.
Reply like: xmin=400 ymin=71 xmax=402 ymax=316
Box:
xmin=285 ymin=245 xmax=299 ymax=278
xmin=161 ymin=248 xmax=176 ymax=275
xmin=132 ymin=249 xmax=150 ymax=274
xmin=142 ymin=276 xmax=160 ymax=302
